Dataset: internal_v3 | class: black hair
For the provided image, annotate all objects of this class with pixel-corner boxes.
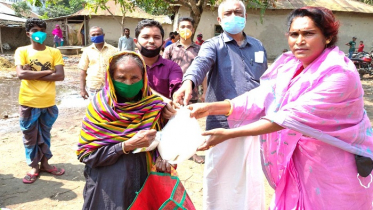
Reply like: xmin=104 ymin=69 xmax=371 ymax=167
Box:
xmin=123 ymin=28 xmax=130 ymax=32
xmin=178 ymin=17 xmax=195 ymax=27
xmin=287 ymin=7 xmax=339 ymax=48
xmin=135 ymin=19 xmax=164 ymax=39
xmin=169 ymin=31 xmax=175 ymax=38
xmin=25 ymin=18 xmax=46 ymax=32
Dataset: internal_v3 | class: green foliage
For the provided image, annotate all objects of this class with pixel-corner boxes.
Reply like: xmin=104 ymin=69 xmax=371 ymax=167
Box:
xmin=27 ymin=0 xmax=86 ymax=18
xmin=11 ymin=1 xmax=32 ymax=18
xmin=359 ymin=0 xmax=373 ymax=5
xmin=86 ymin=0 xmax=276 ymax=29
xmin=40 ymin=11 xmax=49 ymax=19
xmin=134 ymin=0 xmax=173 ymax=16
xmin=245 ymin=0 xmax=277 ymax=23
xmin=85 ymin=0 xmax=134 ymax=15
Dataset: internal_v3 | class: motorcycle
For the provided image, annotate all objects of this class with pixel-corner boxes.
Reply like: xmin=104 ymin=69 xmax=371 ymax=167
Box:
xmin=350 ymin=51 xmax=373 ymax=78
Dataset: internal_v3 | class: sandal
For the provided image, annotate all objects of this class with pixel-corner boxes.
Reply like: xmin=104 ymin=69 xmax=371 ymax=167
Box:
xmin=192 ymin=155 xmax=205 ymax=164
xmin=40 ymin=166 xmax=65 ymax=176
xmin=23 ymin=172 xmax=39 ymax=184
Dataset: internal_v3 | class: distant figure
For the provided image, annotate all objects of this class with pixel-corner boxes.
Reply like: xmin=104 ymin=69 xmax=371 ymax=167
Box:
xmin=357 ymin=41 xmax=364 ymax=52
xmin=118 ymin=28 xmax=135 ymax=51
xmin=52 ymin=24 xmax=63 ymax=47
xmin=162 ymin=31 xmax=174 ymax=50
xmin=195 ymin=33 xmax=204 ymax=45
xmin=346 ymin=36 xmax=356 ymax=58
xmin=78 ymin=26 xmax=118 ymax=100
xmin=165 ymin=32 xmax=179 ymax=48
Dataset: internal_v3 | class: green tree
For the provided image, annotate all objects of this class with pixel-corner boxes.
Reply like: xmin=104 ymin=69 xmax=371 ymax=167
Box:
xmin=27 ymin=0 xmax=86 ymax=19
xmin=358 ymin=0 xmax=373 ymax=5
xmin=11 ymin=1 xmax=32 ymax=18
xmin=87 ymin=0 xmax=276 ymax=37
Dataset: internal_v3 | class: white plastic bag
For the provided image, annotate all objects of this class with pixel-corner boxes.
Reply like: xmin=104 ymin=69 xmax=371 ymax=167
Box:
xmin=157 ymin=107 xmax=205 ymax=164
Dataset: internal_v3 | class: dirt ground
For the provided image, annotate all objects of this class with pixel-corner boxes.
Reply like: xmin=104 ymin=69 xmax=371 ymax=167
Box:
xmin=1 ymin=54 xmax=373 ymax=210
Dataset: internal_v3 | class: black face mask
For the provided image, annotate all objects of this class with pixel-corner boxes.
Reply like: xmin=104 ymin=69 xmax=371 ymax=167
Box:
xmin=139 ymin=44 xmax=162 ymax=58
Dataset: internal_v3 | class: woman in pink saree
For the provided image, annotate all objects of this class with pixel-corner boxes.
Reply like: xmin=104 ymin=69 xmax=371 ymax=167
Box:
xmin=189 ymin=7 xmax=373 ymax=209
xmin=52 ymin=25 xmax=63 ymax=47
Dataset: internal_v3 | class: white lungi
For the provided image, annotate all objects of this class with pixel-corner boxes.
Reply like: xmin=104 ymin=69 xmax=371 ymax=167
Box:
xmin=203 ymin=135 xmax=265 ymax=210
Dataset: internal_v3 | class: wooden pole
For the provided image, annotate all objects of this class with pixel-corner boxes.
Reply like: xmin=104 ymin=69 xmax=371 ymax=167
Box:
xmin=0 ymin=27 xmax=3 ymax=54
xmin=65 ymin=18 xmax=69 ymax=46
xmin=84 ymin=15 xmax=87 ymax=46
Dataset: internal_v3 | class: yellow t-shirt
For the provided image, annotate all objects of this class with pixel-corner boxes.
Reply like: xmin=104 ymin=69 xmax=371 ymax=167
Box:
xmin=14 ymin=46 xmax=64 ymax=108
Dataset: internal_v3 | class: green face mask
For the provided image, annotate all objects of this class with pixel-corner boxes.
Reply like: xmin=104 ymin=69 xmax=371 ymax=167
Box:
xmin=112 ymin=79 xmax=143 ymax=99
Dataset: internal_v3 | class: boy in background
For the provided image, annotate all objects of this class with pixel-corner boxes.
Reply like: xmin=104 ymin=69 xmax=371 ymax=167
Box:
xmin=15 ymin=18 xmax=65 ymax=184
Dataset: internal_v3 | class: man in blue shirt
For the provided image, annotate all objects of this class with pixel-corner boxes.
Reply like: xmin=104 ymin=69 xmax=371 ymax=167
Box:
xmin=173 ymin=0 xmax=267 ymax=209
xmin=118 ymin=28 xmax=135 ymax=51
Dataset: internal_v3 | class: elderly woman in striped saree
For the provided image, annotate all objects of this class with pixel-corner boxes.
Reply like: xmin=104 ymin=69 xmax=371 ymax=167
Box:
xmin=77 ymin=51 xmax=174 ymax=210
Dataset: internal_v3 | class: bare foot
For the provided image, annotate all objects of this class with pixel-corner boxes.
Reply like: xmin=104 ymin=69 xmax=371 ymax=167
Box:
xmin=23 ymin=165 xmax=40 ymax=184
xmin=28 ymin=165 xmax=40 ymax=175
xmin=192 ymin=154 xmax=205 ymax=164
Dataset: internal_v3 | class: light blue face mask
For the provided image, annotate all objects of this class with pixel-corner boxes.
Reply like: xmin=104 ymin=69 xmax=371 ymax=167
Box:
xmin=31 ymin=31 xmax=47 ymax=44
xmin=221 ymin=15 xmax=246 ymax=35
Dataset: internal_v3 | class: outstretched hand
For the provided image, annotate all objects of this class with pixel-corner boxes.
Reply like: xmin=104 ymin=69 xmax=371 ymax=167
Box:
xmin=187 ymin=103 xmax=211 ymax=119
xmin=173 ymin=80 xmax=193 ymax=106
xmin=161 ymin=101 xmax=179 ymax=119
xmin=197 ymin=128 xmax=232 ymax=151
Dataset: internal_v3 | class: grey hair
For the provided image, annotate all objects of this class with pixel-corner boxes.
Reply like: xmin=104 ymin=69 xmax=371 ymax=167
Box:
xmin=109 ymin=54 xmax=145 ymax=78
xmin=90 ymin=26 xmax=104 ymax=33
xmin=218 ymin=0 xmax=246 ymax=18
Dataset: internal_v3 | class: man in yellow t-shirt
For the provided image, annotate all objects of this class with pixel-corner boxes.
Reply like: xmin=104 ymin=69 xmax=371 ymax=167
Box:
xmin=15 ymin=18 xmax=65 ymax=184
xmin=78 ymin=26 xmax=118 ymax=100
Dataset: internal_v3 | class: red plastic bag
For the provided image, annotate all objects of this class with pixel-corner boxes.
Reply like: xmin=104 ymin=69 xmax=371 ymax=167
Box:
xmin=128 ymin=172 xmax=196 ymax=210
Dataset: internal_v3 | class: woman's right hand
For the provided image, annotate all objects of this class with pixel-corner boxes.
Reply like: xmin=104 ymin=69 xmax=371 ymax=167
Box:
xmin=188 ymin=103 xmax=211 ymax=119
xmin=124 ymin=129 xmax=157 ymax=151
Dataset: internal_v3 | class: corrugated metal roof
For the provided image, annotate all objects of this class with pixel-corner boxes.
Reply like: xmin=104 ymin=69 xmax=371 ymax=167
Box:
xmin=0 ymin=2 xmax=39 ymax=18
xmin=272 ymin=0 xmax=373 ymax=13
xmin=0 ymin=13 xmax=25 ymax=27
xmin=71 ymin=1 xmax=172 ymax=24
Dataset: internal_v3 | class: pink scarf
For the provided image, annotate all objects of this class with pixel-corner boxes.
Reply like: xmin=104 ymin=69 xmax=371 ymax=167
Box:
xmin=52 ymin=26 xmax=63 ymax=38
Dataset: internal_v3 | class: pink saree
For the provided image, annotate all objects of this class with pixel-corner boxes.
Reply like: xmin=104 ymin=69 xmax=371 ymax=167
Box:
xmin=228 ymin=47 xmax=373 ymax=209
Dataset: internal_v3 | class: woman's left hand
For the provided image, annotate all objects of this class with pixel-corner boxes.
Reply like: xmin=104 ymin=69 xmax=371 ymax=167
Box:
xmin=197 ymin=128 xmax=232 ymax=151
xmin=161 ymin=101 xmax=178 ymax=119
xmin=155 ymin=156 xmax=175 ymax=173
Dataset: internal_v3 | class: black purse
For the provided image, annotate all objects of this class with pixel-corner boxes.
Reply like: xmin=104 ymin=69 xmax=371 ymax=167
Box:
xmin=355 ymin=155 xmax=373 ymax=177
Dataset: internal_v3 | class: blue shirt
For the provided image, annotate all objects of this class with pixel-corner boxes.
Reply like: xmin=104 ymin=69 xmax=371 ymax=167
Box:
xmin=184 ymin=32 xmax=268 ymax=130
xmin=118 ymin=36 xmax=135 ymax=51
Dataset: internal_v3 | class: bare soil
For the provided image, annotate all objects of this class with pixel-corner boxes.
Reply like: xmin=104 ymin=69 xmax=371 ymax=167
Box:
xmin=1 ymin=54 xmax=373 ymax=210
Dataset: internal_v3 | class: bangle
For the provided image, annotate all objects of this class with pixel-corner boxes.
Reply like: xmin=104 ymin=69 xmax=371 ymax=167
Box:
xmin=122 ymin=142 xmax=130 ymax=154
xmin=224 ymin=99 xmax=233 ymax=116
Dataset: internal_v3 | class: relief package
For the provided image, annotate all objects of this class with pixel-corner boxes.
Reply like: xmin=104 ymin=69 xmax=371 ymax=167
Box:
xmin=157 ymin=107 xmax=205 ymax=164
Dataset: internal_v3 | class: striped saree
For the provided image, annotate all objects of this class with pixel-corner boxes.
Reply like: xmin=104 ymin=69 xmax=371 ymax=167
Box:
xmin=77 ymin=51 xmax=166 ymax=172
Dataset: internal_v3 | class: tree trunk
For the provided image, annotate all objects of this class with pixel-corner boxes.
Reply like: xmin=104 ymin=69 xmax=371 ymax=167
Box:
xmin=190 ymin=7 xmax=202 ymax=41
xmin=121 ymin=15 xmax=125 ymax=36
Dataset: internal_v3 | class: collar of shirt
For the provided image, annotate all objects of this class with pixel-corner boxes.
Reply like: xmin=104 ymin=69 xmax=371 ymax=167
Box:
xmin=222 ymin=32 xmax=252 ymax=47
xmin=90 ymin=42 xmax=110 ymax=51
xmin=175 ymin=41 xmax=199 ymax=50
xmin=147 ymin=56 xmax=165 ymax=69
